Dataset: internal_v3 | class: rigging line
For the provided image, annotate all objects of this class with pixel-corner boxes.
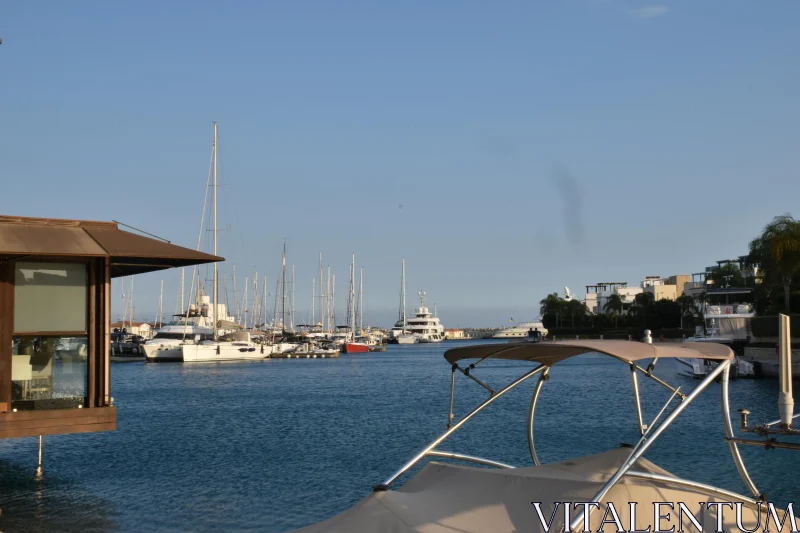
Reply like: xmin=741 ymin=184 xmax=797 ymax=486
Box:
xmin=214 ymin=132 xmax=250 ymax=281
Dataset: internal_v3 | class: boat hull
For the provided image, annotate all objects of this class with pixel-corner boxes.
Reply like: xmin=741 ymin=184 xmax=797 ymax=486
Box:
xmin=111 ymin=353 xmax=145 ymax=363
xmin=143 ymin=344 xmax=184 ymax=362
xmin=396 ymin=335 xmax=418 ymax=344
xmin=343 ymin=343 xmax=369 ymax=354
xmin=181 ymin=343 xmax=270 ymax=362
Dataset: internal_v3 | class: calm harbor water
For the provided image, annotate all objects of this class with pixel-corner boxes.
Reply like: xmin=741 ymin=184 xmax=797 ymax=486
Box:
xmin=0 ymin=340 xmax=798 ymax=533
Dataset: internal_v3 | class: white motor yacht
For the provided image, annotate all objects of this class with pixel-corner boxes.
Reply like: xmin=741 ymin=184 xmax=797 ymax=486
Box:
xmin=181 ymin=331 xmax=271 ymax=362
xmin=676 ymin=331 xmax=755 ymax=379
xmin=406 ymin=291 xmax=445 ymax=343
xmin=395 ymin=333 xmax=419 ymax=344
xmin=676 ymin=288 xmax=756 ymax=378
xmin=492 ymin=320 xmax=548 ymax=339
xmin=142 ymin=322 xmax=214 ymax=362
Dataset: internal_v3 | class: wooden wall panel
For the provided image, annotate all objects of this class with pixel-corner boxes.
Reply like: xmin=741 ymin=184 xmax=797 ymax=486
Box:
xmin=0 ymin=407 xmax=116 ymax=439
xmin=0 ymin=260 xmax=12 ymax=411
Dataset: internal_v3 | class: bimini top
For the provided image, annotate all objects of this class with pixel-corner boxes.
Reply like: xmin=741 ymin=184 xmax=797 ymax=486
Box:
xmin=0 ymin=215 xmax=222 ymax=277
xmin=444 ymin=339 xmax=733 ymax=366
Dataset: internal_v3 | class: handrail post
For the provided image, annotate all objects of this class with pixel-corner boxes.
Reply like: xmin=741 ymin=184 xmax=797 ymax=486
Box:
xmin=721 ymin=362 xmax=761 ymax=498
xmin=374 ymin=364 xmax=546 ymax=491
xmin=527 ymin=366 xmax=550 ymax=465
xmin=568 ymin=359 xmax=730 ymax=532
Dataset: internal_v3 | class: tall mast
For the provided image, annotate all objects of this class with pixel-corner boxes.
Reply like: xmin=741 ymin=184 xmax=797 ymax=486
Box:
xmin=243 ymin=276 xmax=249 ymax=329
xmin=319 ymin=252 xmax=324 ymax=330
xmin=402 ymin=258 xmax=407 ymax=331
xmin=359 ymin=266 xmax=364 ymax=333
xmin=120 ymin=277 xmax=126 ymax=326
xmin=253 ymin=273 xmax=259 ymax=328
xmin=332 ymin=273 xmax=336 ymax=329
xmin=232 ymin=265 xmax=239 ymax=323
xmin=326 ymin=266 xmax=331 ymax=333
xmin=349 ymin=254 xmax=356 ymax=340
xmin=180 ymin=268 xmax=185 ymax=315
xmin=212 ymin=122 xmax=218 ymax=341
xmin=157 ymin=279 xmax=164 ymax=328
xmin=311 ymin=277 xmax=316 ymax=327
xmin=273 ymin=277 xmax=280 ymax=329
xmin=291 ymin=265 xmax=295 ymax=332
xmin=262 ymin=276 xmax=268 ymax=330
xmin=281 ymin=242 xmax=286 ymax=333
xmin=130 ymin=276 xmax=135 ymax=324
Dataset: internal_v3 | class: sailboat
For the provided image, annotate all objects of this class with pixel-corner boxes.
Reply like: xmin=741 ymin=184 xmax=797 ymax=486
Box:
xmin=389 ymin=258 xmax=419 ymax=344
xmin=343 ymin=254 xmax=369 ymax=354
xmin=180 ymin=123 xmax=271 ymax=362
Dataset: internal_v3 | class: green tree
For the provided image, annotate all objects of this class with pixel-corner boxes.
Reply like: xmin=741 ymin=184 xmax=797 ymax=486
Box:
xmin=539 ymin=293 xmax=565 ymax=328
xmin=706 ymin=263 xmax=746 ymax=288
xmin=565 ymin=299 xmax=587 ymax=327
xmin=634 ymin=292 xmax=655 ymax=308
xmin=676 ymin=294 xmax=699 ymax=329
xmin=603 ymin=294 xmax=625 ymax=328
xmin=749 ymin=214 xmax=800 ymax=312
xmin=651 ymin=299 xmax=682 ymax=329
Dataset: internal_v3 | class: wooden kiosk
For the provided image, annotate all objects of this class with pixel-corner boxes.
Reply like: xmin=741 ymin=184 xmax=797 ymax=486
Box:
xmin=0 ymin=215 xmax=220 ymax=438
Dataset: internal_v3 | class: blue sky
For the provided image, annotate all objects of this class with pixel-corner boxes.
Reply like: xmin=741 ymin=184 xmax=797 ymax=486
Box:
xmin=1 ymin=1 xmax=798 ymax=327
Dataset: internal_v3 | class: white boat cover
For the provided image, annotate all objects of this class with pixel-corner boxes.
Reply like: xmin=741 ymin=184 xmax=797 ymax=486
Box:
xmin=444 ymin=340 xmax=733 ymax=366
xmin=290 ymin=447 xmax=761 ymax=533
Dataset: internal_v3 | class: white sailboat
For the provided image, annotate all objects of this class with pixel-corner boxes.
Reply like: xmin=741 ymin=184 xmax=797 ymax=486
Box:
xmin=391 ymin=258 xmax=418 ymax=344
xmin=181 ymin=123 xmax=270 ymax=363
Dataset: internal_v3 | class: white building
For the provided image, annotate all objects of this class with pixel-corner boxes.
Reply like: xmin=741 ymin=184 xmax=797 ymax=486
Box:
xmin=584 ymin=282 xmax=643 ymax=314
xmin=110 ymin=321 xmax=152 ymax=339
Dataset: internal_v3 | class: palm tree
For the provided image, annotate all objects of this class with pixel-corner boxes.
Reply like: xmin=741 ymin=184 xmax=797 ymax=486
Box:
xmin=539 ymin=293 xmax=564 ymax=328
xmin=676 ymin=294 xmax=698 ymax=316
xmin=749 ymin=214 xmax=800 ymax=312
xmin=603 ymin=294 xmax=625 ymax=327
xmin=565 ymin=299 xmax=587 ymax=327
xmin=634 ymin=292 xmax=654 ymax=308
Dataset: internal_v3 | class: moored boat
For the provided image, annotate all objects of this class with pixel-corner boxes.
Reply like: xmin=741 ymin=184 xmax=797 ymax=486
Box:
xmin=286 ymin=337 xmax=779 ymax=533
xmin=343 ymin=341 xmax=369 ymax=354
xmin=406 ymin=291 xmax=445 ymax=342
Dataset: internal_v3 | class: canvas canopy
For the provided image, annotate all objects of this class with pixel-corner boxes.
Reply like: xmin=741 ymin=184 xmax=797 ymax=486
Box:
xmin=0 ymin=215 xmax=221 ymax=277
xmin=444 ymin=340 xmax=734 ymax=366
xmin=291 ymin=447 xmax=760 ymax=533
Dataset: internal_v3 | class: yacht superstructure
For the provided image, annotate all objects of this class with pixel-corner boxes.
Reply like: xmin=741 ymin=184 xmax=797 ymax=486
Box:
xmin=405 ymin=291 xmax=444 ymax=343
xmin=493 ymin=320 xmax=548 ymax=339
xmin=676 ymin=288 xmax=756 ymax=378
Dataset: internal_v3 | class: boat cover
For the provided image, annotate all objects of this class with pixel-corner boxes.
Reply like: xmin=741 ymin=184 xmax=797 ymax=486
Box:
xmin=290 ymin=447 xmax=761 ymax=533
xmin=444 ymin=340 xmax=733 ymax=366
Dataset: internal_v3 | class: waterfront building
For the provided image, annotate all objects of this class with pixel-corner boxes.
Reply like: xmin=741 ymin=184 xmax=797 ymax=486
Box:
xmin=0 ymin=215 xmax=219 ymax=439
xmin=445 ymin=328 xmax=466 ymax=340
xmin=584 ymin=282 xmax=642 ymax=314
xmin=110 ymin=321 xmax=152 ymax=339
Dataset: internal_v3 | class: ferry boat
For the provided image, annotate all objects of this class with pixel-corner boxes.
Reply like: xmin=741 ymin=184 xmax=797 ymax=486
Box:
xmin=405 ymin=291 xmax=445 ymax=343
xmin=287 ymin=335 xmax=780 ymax=533
xmin=492 ymin=320 xmax=548 ymax=339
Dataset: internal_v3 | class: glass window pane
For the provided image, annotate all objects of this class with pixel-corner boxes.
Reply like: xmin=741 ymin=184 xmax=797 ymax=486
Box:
xmin=11 ymin=335 xmax=88 ymax=410
xmin=14 ymin=262 xmax=87 ymax=333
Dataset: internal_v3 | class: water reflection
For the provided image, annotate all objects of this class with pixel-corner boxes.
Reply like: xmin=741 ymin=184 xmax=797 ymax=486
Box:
xmin=0 ymin=459 xmax=118 ymax=533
